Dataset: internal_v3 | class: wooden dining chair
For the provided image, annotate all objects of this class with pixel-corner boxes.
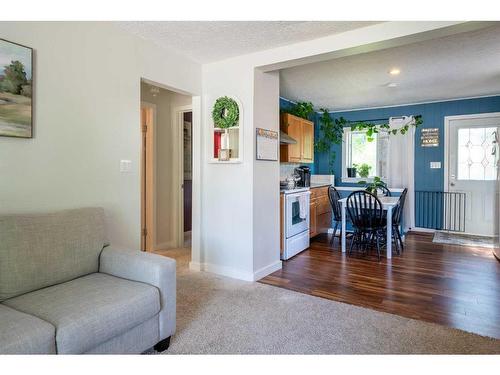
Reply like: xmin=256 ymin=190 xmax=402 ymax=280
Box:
xmin=346 ymin=190 xmax=386 ymax=261
xmin=392 ymin=188 xmax=408 ymax=252
xmin=328 ymin=186 xmax=349 ymax=246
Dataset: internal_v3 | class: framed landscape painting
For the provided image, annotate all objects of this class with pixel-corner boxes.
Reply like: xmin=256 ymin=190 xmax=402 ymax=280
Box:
xmin=0 ymin=38 xmax=33 ymax=138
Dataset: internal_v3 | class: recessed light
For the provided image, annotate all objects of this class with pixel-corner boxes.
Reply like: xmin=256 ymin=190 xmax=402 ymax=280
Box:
xmin=389 ymin=68 xmax=401 ymax=75
xmin=387 ymin=82 xmax=398 ymax=88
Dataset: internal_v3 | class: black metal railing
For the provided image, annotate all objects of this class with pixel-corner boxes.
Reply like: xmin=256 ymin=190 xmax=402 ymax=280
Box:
xmin=415 ymin=191 xmax=466 ymax=232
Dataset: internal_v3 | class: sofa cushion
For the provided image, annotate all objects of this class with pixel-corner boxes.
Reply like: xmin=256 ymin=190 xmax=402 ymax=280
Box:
xmin=0 ymin=304 xmax=56 ymax=354
xmin=0 ymin=207 xmax=107 ymax=301
xmin=3 ymin=273 xmax=160 ymax=354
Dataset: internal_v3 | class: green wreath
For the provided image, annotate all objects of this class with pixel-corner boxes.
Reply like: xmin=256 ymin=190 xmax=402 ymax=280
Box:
xmin=212 ymin=96 xmax=239 ymax=129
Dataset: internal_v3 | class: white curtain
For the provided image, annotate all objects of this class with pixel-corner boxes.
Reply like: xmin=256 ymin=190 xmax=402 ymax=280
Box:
xmin=386 ymin=121 xmax=415 ymax=231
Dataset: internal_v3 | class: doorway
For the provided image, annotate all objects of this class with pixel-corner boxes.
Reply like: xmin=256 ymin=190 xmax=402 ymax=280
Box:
xmin=445 ymin=112 xmax=500 ymax=236
xmin=173 ymin=105 xmax=193 ymax=249
xmin=140 ymin=79 xmax=194 ymax=257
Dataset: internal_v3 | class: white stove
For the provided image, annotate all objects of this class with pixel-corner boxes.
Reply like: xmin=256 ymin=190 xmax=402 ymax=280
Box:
xmin=281 ymin=187 xmax=311 ymax=260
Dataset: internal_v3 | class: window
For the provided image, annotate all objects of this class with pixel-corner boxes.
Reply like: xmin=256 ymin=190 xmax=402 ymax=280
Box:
xmin=457 ymin=127 xmax=497 ymax=181
xmin=342 ymin=127 xmax=389 ymax=182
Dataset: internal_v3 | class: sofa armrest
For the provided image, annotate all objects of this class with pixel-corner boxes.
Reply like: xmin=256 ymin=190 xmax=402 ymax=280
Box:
xmin=99 ymin=247 xmax=176 ymax=340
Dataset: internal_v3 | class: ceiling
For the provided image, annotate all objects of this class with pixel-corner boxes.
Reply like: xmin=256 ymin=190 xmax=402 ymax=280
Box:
xmin=117 ymin=21 xmax=380 ymax=63
xmin=280 ymin=24 xmax=500 ymax=111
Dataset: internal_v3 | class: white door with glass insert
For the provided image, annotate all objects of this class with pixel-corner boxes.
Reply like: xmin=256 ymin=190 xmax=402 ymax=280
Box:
xmin=446 ymin=113 xmax=500 ymax=236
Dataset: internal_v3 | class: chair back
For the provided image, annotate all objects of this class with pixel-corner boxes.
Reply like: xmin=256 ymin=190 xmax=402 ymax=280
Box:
xmin=366 ymin=185 xmax=392 ymax=196
xmin=346 ymin=190 xmax=384 ymax=230
xmin=328 ymin=186 xmax=342 ymax=221
xmin=393 ymin=188 xmax=408 ymax=225
xmin=380 ymin=185 xmax=392 ymax=197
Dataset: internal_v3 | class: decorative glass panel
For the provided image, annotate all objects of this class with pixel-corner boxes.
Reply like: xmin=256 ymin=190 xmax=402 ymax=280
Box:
xmin=457 ymin=127 xmax=497 ymax=180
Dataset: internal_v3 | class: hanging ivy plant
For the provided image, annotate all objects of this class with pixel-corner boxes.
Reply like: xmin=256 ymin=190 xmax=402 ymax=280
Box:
xmin=212 ymin=96 xmax=239 ymax=129
xmin=350 ymin=115 xmax=423 ymax=141
xmin=314 ymin=109 xmax=346 ymax=174
xmin=282 ymin=101 xmax=314 ymax=120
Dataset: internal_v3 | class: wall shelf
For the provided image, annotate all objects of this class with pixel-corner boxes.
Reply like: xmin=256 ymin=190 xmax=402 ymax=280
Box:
xmin=209 ymin=96 xmax=244 ymax=163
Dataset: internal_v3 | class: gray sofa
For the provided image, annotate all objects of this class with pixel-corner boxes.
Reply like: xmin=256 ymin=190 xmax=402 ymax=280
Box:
xmin=0 ymin=207 xmax=176 ymax=354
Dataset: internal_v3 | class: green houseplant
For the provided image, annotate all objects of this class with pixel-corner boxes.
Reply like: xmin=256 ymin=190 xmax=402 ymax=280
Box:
xmin=284 ymin=101 xmax=314 ymax=120
xmin=358 ymin=176 xmax=387 ymax=196
xmin=315 ymin=109 xmax=345 ymax=174
xmin=354 ymin=163 xmax=372 ymax=178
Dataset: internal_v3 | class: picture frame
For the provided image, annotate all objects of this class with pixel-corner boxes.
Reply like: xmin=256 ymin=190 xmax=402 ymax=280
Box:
xmin=256 ymin=128 xmax=278 ymax=161
xmin=0 ymin=38 xmax=34 ymax=138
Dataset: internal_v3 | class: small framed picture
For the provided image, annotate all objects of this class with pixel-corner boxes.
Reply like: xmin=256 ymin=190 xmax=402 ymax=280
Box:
xmin=0 ymin=38 xmax=33 ymax=138
xmin=256 ymin=128 xmax=278 ymax=161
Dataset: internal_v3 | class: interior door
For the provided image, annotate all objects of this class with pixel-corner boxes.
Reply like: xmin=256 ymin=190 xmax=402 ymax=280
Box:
xmin=141 ymin=105 xmax=155 ymax=251
xmin=447 ymin=114 xmax=500 ymax=236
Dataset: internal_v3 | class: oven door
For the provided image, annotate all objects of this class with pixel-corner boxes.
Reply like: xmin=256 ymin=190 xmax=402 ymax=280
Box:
xmin=285 ymin=191 xmax=310 ymax=238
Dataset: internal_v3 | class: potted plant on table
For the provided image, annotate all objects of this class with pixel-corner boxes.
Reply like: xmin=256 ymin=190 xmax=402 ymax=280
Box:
xmin=358 ymin=176 xmax=387 ymax=196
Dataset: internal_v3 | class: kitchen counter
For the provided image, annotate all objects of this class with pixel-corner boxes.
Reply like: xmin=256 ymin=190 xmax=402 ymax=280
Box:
xmin=310 ymin=183 xmax=333 ymax=189
xmin=280 ymin=187 xmax=310 ymax=194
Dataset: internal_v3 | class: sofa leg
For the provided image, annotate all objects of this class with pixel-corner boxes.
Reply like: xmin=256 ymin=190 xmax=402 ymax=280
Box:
xmin=154 ymin=336 xmax=171 ymax=352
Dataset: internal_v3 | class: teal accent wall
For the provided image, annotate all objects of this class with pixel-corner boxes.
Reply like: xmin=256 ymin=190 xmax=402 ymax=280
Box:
xmin=281 ymin=95 xmax=500 ymax=190
xmin=280 ymin=95 xmax=500 ymax=229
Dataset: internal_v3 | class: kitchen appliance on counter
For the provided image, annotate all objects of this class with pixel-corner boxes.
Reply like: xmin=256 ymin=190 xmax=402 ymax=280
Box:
xmin=280 ymin=174 xmax=301 ymax=190
xmin=295 ymin=166 xmax=311 ymax=187
xmin=281 ymin=189 xmax=311 ymax=260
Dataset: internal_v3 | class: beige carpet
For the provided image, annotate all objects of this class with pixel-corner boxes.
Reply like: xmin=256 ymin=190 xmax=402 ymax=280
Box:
xmin=156 ymin=249 xmax=500 ymax=354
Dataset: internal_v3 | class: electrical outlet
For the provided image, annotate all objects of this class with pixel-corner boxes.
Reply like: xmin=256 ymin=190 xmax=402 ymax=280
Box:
xmin=120 ymin=160 xmax=132 ymax=173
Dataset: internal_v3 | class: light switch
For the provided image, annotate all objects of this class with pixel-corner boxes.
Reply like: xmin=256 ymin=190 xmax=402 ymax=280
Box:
xmin=120 ymin=160 xmax=132 ymax=173
xmin=430 ymin=162 xmax=441 ymax=169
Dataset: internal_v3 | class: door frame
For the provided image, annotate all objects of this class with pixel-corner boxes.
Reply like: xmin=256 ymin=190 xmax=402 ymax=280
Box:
xmin=444 ymin=112 xmax=500 ymax=191
xmin=141 ymin=101 xmax=157 ymax=251
xmin=172 ymin=104 xmax=193 ymax=248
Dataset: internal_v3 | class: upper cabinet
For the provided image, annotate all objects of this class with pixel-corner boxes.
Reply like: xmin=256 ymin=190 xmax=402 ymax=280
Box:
xmin=280 ymin=113 xmax=314 ymax=163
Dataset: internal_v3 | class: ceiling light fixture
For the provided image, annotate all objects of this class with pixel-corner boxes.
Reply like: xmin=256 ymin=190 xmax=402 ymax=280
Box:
xmin=387 ymin=82 xmax=398 ymax=88
xmin=389 ymin=68 xmax=401 ymax=75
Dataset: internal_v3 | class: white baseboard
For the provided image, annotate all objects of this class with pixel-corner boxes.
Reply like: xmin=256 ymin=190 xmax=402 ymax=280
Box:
xmin=253 ymin=260 xmax=282 ymax=281
xmin=411 ymin=227 xmax=436 ymax=233
xmin=188 ymin=261 xmax=254 ymax=281
xmin=188 ymin=261 xmax=202 ymax=271
xmin=189 ymin=260 xmax=282 ymax=282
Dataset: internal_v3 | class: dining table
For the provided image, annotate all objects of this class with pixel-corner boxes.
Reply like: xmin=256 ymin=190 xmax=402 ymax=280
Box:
xmin=338 ymin=195 xmax=400 ymax=259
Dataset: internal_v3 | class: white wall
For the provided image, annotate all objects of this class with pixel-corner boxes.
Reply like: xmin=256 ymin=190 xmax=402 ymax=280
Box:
xmin=0 ymin=22 xmax=201 ymax=249
xmin=252 ymin=69 xmax=281 ymax=278
xmin=140 ymin=82 xmax=191 ymax=249
xmin=195 ymin=60 xmax=256 ymax=279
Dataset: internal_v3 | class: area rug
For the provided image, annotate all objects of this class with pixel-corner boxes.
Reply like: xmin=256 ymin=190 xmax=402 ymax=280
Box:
xmin=433 ymin=231 xmax=496 ymax=249
xmin=153 ymin=254 xmax=500 ymax=354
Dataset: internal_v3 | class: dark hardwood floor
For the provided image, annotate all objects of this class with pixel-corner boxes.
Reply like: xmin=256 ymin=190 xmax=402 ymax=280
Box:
xmin=260 ymin=232 xmax=500 ymax=339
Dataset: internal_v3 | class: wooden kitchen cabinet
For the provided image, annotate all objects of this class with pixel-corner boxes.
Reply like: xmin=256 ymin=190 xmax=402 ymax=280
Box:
xmin=309 ymin=200 xmax=318 ymax=238
xmin=301 ymin=121 xmax=314 ymax=162
xmin=280 ymin=113 xmax=314 ymax=163
xmin=309 ymin=186 xmax=332 ymax=238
